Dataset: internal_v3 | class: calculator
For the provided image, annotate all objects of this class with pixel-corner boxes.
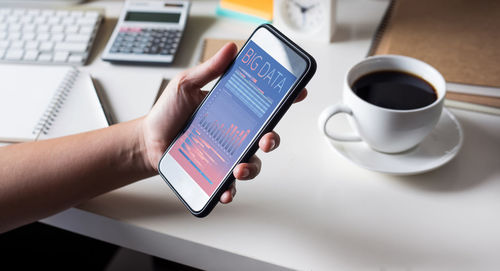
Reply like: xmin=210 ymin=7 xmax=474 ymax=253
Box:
xmin=102 ymin=0 xmax=190 ymax=64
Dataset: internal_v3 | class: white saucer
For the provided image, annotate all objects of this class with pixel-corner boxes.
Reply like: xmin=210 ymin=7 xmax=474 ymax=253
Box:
xmin=325 ymin=108 xmax=464 ymax=175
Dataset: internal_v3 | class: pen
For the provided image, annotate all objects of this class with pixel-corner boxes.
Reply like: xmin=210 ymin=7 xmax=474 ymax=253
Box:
xmin=90 ymin=76 xmax=115 ymax=126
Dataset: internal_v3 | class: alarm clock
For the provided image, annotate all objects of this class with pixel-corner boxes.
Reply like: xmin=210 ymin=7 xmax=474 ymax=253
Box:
xmin=272 ymin=0 xmax=336 ymax=43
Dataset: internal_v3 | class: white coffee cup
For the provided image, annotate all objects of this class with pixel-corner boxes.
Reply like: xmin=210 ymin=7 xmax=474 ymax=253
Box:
xmin=319 ymin=55 xmax=446 ymax=153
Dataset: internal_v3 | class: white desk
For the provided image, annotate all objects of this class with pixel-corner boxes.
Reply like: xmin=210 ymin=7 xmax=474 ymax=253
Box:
xmin=41 ymin=1 xmax=500 ymax=270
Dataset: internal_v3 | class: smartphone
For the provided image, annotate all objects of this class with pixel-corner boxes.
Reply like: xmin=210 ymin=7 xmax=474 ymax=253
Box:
xmin=158 ymin=24 xmax=316 ymax=217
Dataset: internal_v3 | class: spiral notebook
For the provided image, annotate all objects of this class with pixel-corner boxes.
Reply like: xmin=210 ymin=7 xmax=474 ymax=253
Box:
xmin=0 ymin=65 xmax=109 ymax=142
xmin=368 ymin=0 xmax=500 ymax=114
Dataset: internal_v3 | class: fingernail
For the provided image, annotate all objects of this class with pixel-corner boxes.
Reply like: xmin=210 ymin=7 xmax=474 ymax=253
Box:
xmin=270 ymin=139 xmax=276 ymax=150
xmin=240 ymin=168 xmax=250 ymax=178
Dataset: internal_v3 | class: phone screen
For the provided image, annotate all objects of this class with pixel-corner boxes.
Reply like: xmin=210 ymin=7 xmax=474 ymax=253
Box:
xmin=159 ymin=27 xmax=310 ymax=212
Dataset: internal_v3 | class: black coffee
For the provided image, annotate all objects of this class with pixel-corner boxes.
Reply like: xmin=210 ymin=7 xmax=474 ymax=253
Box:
xmin=352 ymin=71 xmax=437 ymax=110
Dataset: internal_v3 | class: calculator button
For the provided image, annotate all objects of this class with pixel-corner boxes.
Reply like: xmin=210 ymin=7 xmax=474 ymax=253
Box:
xmin=119 ymin=48 xmax=132 ymax=53
xmin=132 ymin=48 xmax=144 ymax=54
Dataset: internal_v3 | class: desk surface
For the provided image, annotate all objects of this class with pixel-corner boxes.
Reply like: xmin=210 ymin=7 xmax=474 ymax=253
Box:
xmin=41 ymin=1 xmax=500 ymax=270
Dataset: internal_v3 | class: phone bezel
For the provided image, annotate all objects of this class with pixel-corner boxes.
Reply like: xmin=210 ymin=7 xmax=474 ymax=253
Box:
xmin=158 ymin=24 xmax=316 ymax=217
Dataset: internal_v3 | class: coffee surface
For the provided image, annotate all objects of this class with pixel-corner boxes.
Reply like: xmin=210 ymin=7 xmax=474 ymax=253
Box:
xmin=352 ymin=71 xmax=437 ymax=110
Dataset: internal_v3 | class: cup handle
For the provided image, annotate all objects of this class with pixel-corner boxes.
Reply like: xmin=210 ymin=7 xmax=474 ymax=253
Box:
xmin=318 ymin=104 xmax=362 ymax=142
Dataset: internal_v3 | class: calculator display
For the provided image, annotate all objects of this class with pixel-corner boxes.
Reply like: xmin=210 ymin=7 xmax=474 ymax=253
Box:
xmin=124 ymin=12 xmax=181 ymax=23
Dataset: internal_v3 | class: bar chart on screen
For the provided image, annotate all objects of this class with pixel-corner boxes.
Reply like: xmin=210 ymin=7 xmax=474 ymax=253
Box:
xmin=199 ymin=114 xmax=250 ymax=156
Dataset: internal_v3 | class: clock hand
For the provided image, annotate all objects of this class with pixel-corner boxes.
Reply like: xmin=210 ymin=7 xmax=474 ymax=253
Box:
xmin=303 ymin=3 xmax=319 ymax=13
xmin=291 ymin=0 xmax=309 ymax=14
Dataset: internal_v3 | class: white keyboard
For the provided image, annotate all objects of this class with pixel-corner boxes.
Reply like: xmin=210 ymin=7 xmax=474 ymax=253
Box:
xmin=0 ymin=7 xmax=102 ymax=65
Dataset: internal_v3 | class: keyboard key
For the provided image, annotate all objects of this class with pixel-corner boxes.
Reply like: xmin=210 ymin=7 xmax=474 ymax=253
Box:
xmin=51 ymin=25 xmax=65 ymax=33
xmin=51 ymin=33 xmax=65 ymax=42
xmin=53 ymin=51 xmax=69 ymax=62
xmin=21 ymin=32 xmax=36 ymax=40
xmin=7 ymin=33 xmax=21 ymax=40
xmin=5 ymin=49 xmax=24 ymax=60
xmin=0 ymin=40 xmax=9 ymax=49
xmin=48 ymin=17 xmax=61 ymax=24
xmin=77 ymin=17 xmax=97 ymax=26
xmin=23 ymin=50 xmax=39 ymax=61
xmin=9 ymin=23 xmax=22 ymax=32
xmin=25 ymin=41 xmax=39 ymax=49
xmin=34 ymin=17 xmax=47 ymax=24
xmin=37 ymin=25 xmax=50 ymax=33
xmin=62 ymin=17 xmax=75 ymax=25
xmin=79 ymin=26 xmax=94 ymax=34
xmin=65 ymin=34 xmax=91 ymax=43
xmin=68 ymin=54 xmax=84 ymax=64
xmin=54 ymin=42 xmax=87 ymax=53
xmin=10 ymin=41 xmax=24 ymax=49
xmin=7 ymin=15 xmax=19 ymax=23
xmin=65 ymin=25 xmax=79 ymax=33
xmin=39 ymin=41 xmax=54 ymax=51
xmin=38 ymin=53 xmax=53 ymax=62
xmin=20 ymin=16 xmax=33 ymax=24
xmin=36 ymin=33 xmax=50 ymax=41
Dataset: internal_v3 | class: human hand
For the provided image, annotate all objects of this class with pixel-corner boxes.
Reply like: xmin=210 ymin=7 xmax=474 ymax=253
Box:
xmin=142 ymin=42 xmax=307 ymax=203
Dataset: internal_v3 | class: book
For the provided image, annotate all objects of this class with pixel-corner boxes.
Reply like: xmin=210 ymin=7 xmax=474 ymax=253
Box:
xmin=219 ymin=0 xmax=273 ymax=21
xmin=369 ymin=0 xmax=500 ymax=114
xmin=0 ymin=65 xmax=109 ymax=143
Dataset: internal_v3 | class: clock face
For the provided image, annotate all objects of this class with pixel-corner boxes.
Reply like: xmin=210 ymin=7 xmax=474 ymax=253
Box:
xmin=282 ymin=0 xmax=325 ymax=32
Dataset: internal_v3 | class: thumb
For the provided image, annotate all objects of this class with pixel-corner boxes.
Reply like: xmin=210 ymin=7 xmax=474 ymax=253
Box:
xmin=182 ymin=42 xmax=238 ymax=89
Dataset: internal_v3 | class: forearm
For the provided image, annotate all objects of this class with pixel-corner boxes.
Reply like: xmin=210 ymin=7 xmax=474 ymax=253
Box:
xmin=0 ymin=117 xmax=154 ymax=232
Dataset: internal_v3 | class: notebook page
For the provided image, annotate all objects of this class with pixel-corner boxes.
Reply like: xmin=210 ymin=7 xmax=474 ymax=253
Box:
xmin=0 ymin=65 xmax=70 ymax=142
xmin=39 ymin=70 xmax=109 ymax=139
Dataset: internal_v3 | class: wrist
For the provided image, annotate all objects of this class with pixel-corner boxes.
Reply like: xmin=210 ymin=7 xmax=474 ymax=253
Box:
xmin=133 ymin=117 xmax=158 ymax=175
xmin=138 ymin=115 xmax=170 ymax=173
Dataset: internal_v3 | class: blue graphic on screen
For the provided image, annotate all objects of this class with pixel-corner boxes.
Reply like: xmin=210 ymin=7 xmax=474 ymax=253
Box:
xmin=169 ymin=41 xmax=297 ymax=195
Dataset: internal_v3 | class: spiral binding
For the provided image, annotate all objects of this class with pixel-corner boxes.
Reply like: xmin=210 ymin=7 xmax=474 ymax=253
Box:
xmin=32 ymin=67 xmax=80 ymax=137
xmin=366 ymin=0 xmax=395 ymax=57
